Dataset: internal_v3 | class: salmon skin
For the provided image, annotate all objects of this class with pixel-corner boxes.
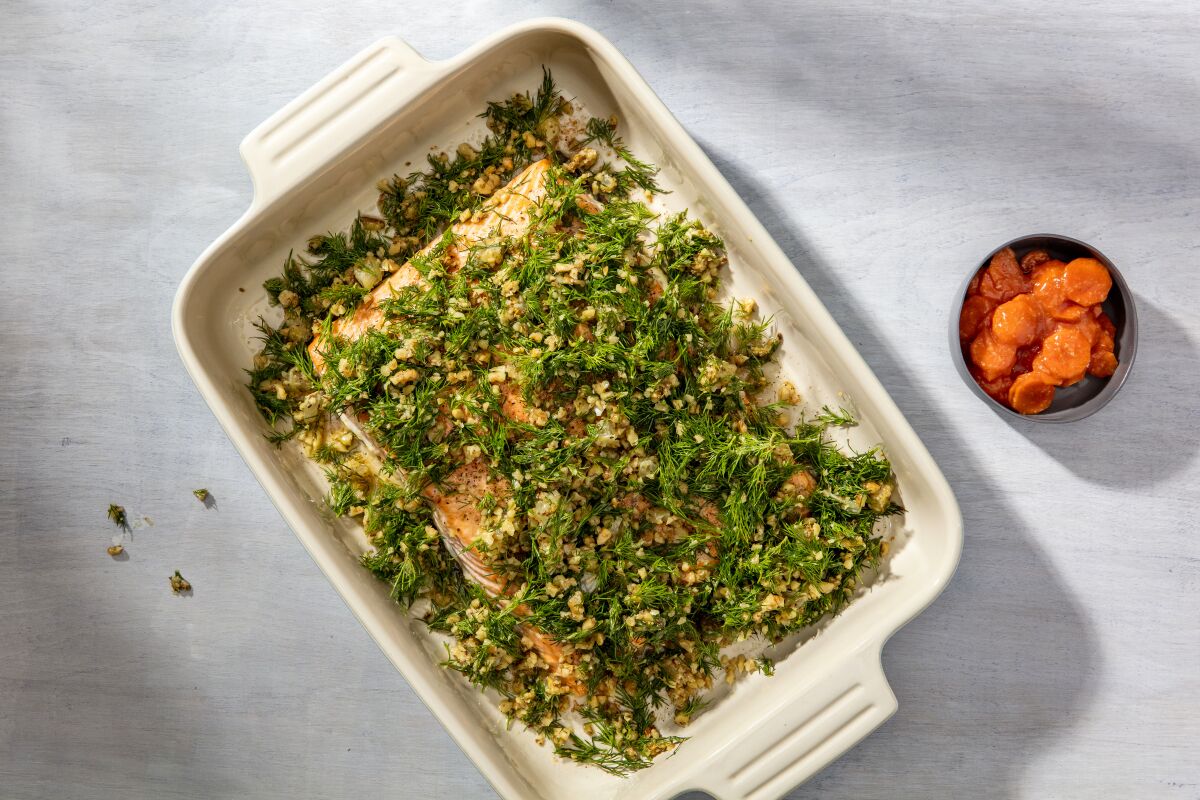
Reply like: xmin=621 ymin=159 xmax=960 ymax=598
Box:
xmin=309 ymin=158 xmax=577 ymax=682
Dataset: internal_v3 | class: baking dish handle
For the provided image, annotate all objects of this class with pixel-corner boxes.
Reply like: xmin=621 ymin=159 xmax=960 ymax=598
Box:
xmin=690 ymin=644 xmax=896 ymax=800
xmin=239 ymin=37 xmax=433 ymax=210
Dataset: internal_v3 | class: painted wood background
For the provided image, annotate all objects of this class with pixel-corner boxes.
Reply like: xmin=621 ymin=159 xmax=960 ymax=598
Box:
xmin=2 ymin=1 xmax=1197 ymax=797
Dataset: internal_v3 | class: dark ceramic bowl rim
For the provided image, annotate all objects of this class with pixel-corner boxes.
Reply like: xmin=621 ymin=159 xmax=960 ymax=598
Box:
xmin=949 ymin=233 xmax=1138 ymax=423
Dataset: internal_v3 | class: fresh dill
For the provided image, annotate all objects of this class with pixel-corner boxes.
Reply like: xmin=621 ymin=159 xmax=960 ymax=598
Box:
xmin=107 ymin=504 xmax=128 ymax=530
xmin=244 ymin=70 xmax=897 ymax=775
xmin=815 ymin=405 xmax=858 ymax=427
xmin=583 ymin=116 xmax=665 ymax=194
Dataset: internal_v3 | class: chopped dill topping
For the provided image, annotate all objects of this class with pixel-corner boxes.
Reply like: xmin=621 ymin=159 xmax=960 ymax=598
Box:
xmin=246 ymin=71 xmax=898 ymax=775
xmin=815 ymin=405 xmax=858 ymax=427
xmin=582 ymin=116 xmax=665 ymax=195
xmin=192 ymin=488 xmax=210 ymax=502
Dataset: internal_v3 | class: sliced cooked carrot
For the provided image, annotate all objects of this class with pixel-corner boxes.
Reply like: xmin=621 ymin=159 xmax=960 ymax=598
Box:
xmin=978 ymin=271 xmax=1004 ymax=302
xmin=1008 ymin=371 xmax=1058 ymax=414
xmin=976 ymin=372 xmax=1014 ymax=403
xmin=967 ymin=270 xmax=982 ymax=296
xmin=1033 ymin=326 xmax=1091 ymax=383
xmin=964 ymin=250 xmax=1120 ymax=400
xmin=1031 ymin=260 xmax=1068 ymax=312
xmin=1091 ymin=311 xmax=1116 ymax=352
xmin=1088 ymin=350 xmax=1118 ymax=378
xmin=1020 ymin=249 xmax=1051 ymax=274
xmin=979 ymin=247 xmax=1029 ymax=301
xmin=1050 ymin=302 xmax=1089 ymax=321
xmin=1068 ymin=312 xmax=1102 ymax=346
xmin=970 ymin=329 xmax=1018 ymax=381
xmin=991 ymin=246 xmax=1022 ymax=277
xmin=992 ymin=294 xmax=1043 ymax=346
xmin=959 ymin=294 xmax=995 ymax=340
xmin=1063 ymin=258 xmax=1112 ymax=306
xmin=1031 ymin=259 xmax=1067 ymax=278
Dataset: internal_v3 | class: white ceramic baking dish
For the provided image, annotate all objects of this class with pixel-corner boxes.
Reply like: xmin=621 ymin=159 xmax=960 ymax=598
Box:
xmin=172 ymin=18 xmax=962 ymax=800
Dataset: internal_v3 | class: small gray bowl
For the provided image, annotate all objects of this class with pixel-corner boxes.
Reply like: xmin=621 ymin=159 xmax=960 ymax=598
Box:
xmin=950 ymin=233 xmax=1137 ymax=422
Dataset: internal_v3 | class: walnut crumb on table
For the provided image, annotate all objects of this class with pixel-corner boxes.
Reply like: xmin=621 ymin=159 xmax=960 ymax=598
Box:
xmin=169 ymin=571 xmax=191 ymax=594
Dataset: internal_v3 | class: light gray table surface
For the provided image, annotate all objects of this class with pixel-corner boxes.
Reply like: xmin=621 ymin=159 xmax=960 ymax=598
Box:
xmin=3 ymin=1 xmax=1198 ymax=798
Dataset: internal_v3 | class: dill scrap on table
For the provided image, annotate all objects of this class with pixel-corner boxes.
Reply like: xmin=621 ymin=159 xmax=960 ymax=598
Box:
xmin=246 ymin=70 xmax=897 ymax=774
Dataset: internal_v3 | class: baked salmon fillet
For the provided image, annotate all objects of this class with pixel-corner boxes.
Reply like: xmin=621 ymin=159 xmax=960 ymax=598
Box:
xmin=306 ymin=157 xmax=576 ymax=680
xmin=249 ymin=75 xmax=901 ymax=774
xmin=308 ymin=158 xmax=553 ymax=371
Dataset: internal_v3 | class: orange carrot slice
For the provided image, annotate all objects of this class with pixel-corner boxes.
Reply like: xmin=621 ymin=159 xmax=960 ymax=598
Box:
xmin=979 ymin=247 xmax=1029 ymax=302
xmin=970 ymin=330 xmax=1018 ymax=381
xmin=1088 ymin=350 xmax=1118 ymax=378
xmin=1033 ymin=326 xmax=1091 ymax=384
xmin=976 ymin=372 xmax=1014 ymax=403
xmin=1031 ymin=260 xmax=1068 ymax=313
xmin=1068 ymin=312 xmax=1102 ymax=346
xmin=959 ymin=294 xmax=995 ymax=340
xmin=1008 ymin=371 xmax=1058 ymax=414
xmin=992 ymin=294 xmax=1043 ymax=346
xmin=1050 ymin=302 xmax=1089 ymax=322
xmin=1020 ymin=249 xmax=1051 ymax=274
xmin=1063 ymin=258 xmax=1113 ymax=306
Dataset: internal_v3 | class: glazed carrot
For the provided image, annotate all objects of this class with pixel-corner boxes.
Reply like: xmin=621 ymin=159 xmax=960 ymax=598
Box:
xmin=1020 ymin=249 xmax=1051 ymax=274
xmin=1031 ymin=258 xmax=1066 ymax=278
xmin=976 ymin=372 xmax=1014 ymax=403
xmin=1063 ymin=258 xmax=1112 ymax=306
xmin=991 ymin=294 xmax=1042 ymax=346
xmin=1031 ymin=260 xmax=1068 ymax=313
xmin=979 ymin=247 xmax=1029 ymax=302
xmin=1009 ymin=371 xmax=1058 ymax=415
xmin=1088 ymin=350 xmax=1118 ymax=378
xmin=1068 ymin=312 xmax=1102 ymax=346
xmin=963 ymin=250 xmax=1119 ymax=415
xmin=1033 ymin=326 xmax=1091 ymax=385
xmin=1050 ymin=302 xmax=1089 ymax=322
xmin=977 ymin=271 xmax=1006 ymax=302
xmin=970 ymin=329 xmax=1018 ymax=381
xmin=959 ymin=295 xmax=995 ymax=340
xmin=1088 ymin=308 xmax=1118 ymax=376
